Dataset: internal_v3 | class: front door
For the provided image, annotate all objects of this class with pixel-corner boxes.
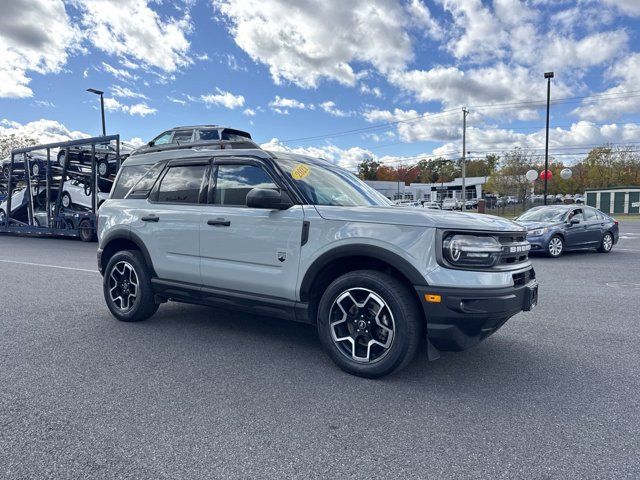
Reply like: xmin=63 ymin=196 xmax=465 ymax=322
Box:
xmin=564 ymin=208 xmax=589 ymax=248
xmin=199 ymin=159 xmax=304 ymax=300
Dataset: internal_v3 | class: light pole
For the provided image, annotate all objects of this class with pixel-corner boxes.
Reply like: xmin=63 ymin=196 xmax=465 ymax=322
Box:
xmin=87 ymin=88 xmax=106 ymax=136
xmin=461 ymin=107 xmax=469 ymax=205
xmin=543 ymin=72 xmax=554 ymax=205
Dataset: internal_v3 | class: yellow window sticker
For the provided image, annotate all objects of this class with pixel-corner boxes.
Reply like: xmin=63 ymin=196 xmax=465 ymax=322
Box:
xmin=291 ymin=163 xmax=311 ymax=180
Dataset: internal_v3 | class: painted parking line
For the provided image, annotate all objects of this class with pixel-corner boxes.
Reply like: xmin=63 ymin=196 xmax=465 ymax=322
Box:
xmin=0 ymin=259 xmax=98 ymax=274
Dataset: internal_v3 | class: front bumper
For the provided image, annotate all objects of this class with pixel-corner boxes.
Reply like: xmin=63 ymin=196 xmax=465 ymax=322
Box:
xmin=415 ymin=274 xmax=538 ymax=352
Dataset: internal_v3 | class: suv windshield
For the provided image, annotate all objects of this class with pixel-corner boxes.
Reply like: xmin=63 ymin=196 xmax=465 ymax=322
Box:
xmin=277 ymin=158 xmax=392 ymax=207
xmin=517 ymin=206 xmax=568 ymax=222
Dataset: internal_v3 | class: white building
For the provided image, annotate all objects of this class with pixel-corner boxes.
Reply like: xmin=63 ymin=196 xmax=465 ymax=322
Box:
xmin=365 ymin=176 xmax=489 ymax=202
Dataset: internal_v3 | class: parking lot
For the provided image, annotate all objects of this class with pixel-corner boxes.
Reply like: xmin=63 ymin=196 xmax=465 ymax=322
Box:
xmin=1 ymin=222 xmax=639 ymax=479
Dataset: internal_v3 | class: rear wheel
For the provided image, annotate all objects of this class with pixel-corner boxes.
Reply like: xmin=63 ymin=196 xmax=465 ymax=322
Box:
xmin=98 ymin=159 xmax=109 ymax=177
xmin=78 ymin=218 xmax=95 ymax=242
xmin=597 ymin=232 xmax=614 ymax=253
xmin=2 ymin=166 xmax=9 ymax=179
xmin=103 ymin=250 xmax=158 ymax=322
xmin=547 ymin=235 xmax=564 ymax=258
xmin=61 ymin=192 xmax=71 ymax=209
xmin=58 ymin=151 xmax=67 ymax=168
xmin=0 ymin=209 xmax=7 ymax=224
xmin=317 ymin=270 xmax=422 ymax=378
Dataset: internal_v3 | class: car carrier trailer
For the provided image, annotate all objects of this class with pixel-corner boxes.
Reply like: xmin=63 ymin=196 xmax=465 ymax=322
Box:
xmin=0 ymin=135 xmax=122 ymax=242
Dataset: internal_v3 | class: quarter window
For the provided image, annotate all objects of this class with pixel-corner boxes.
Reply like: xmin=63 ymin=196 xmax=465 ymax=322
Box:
xmin=214 ymin=164 xmax=278 ymax=206
xmin=198 ymin=129 xmax=220 ymax=141
xmin=583 ymin=207 xmax=597 ymax=220
xmin=157 ymin=165 xmax=207 ymax=204
xmin=111 ymin=165 xmax=151 ymax=199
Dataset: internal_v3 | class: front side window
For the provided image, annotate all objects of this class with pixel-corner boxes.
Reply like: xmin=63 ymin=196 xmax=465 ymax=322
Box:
xmin=172 ymin=130 xmax=193 ymax=144
xmin=277 ymin=158 xmax=392 ymax=207
xmin=153 ymin=131 xmax=172 ymax=145
xmin=157 ymin=164 xmax=207 ymax=204
xmin=517 ymin=206 xmax=569 ymax=223
xmin=214 ymin=164 xmax=278 ymax=206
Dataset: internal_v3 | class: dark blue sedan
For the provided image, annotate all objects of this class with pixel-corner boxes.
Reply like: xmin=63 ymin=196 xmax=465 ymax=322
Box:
xmin=515 ymin=205 xmax=619 ymax=258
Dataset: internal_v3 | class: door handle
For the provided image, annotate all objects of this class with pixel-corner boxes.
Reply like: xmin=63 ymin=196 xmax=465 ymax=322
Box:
xmin=141 ymin=215 xmax=159 ymax=222
xmin=207 ymin=218 xmax=230 ymax=227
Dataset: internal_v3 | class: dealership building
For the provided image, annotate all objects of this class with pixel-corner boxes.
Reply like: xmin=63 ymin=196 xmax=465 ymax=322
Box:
xmin=585 ymin=186 xmax=640 ymax=215
xmin=365 ymin=176 xmax=489 ymax=202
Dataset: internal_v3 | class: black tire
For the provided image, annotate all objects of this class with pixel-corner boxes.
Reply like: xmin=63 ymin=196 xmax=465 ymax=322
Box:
xmin=31 ymin=161 xmax=40 ymax=177
xmin=60 ymin=191 xmax=71 ymax=209
xmin=0 ymin=209 xmax=7 ymax=224
xmin=546 ymin=235 xmax=564 ymax=258
xmin=103 ymin=250 xmax=158 ymax=322
xmin=2 ymin=165 xmax=9 ymax=179
xmin=317 ymin=270 xmax=423 ymax=378
xmin=58 ymin=151 xmax=66 ymax=167
xmin=98 ymin=159 xmax=109 ymax=177
xmin=78 ymin=218 xmax=95 ymax=242
xmin=597 ymin=232 xmax=614 ymax=253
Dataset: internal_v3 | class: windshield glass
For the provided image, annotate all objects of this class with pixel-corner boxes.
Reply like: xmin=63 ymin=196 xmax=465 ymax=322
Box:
xmin=517 ymin=206 xmax=568 ymax=222
xmin=276 ymin=158 xmax=392 ymax=207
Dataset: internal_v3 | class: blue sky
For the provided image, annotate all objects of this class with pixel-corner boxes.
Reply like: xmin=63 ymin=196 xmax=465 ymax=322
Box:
xmin=1 ymin=0 xmax=640 ymax=168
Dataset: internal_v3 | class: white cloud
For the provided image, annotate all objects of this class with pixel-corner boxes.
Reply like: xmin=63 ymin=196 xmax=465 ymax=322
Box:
xmin=167 ymin=96 xmax=187 ymax=105
xmin=200 ymin=88 xmax=245 ymax=109
xmin=104 ymin=97 xmax=157 ymax=116
xmin=320 ymin=101 xmax=350 ymax=117
xmin=269 ymin=96 xmax=308 ymax=110
xmin=243 ymin=108 xmax=256 ymax=116
xmin=364 ymin=108 xmax=464 ymax=142
xmin=212 ymin=0 xmax=416 ymax=88
xmin=359 ymin=83 xmax=383 ymax=99
xmin=101 ymin=62 xmax=138 ymax=82
xmin=0 ymin=0 xmax=80 ymax=98
xmin=604 ymin=0 xmax=640 ymax=16
xmin=110 ymin=85 xmax=148 ymax=99
xmin=77 ymin=0 xmax=193 ymax=73
xmin=34 ymin=100 xmax=55 ymax=108
xmin=0 ymin=118 xmax=89 ymax=144
xmin=406 ymin=0 xmax=443 ymax=39
xmin=573 ymin=53 xmax=640 ymax=120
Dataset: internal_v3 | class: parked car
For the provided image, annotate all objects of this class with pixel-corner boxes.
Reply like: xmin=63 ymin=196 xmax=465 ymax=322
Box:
xmin=129 ymin=125 xmax=258 ymax=157
xmin=422 ymin=201 xmax=441 ymax=210
xmin=515 ymin=205 xmax=618 ymax=258
xmin=0 ymin=186 xmax=58 ymax=225
xmin=465 ymin=199 xmax=478 ymax=210
xmin=1 ymin=152 xmax=49 ymax=179
xmin=57 ymin=141 xmax=133 ymax=178
xmin=59 ymin=180 xmax=109 ymax=210
xmin=441 ymin=197 xmax=462 ymax=210
xmin=506 ymin=196 xmax=518 ymax=205
xmin=97 ymin=147 xmax=538 ymax=378
xmin=574 ymin=194 xmax=584 ymax=204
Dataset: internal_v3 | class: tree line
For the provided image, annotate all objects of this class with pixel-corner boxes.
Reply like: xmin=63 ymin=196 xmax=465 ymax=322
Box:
xmin=357 ymin=145 xmax=640 ymax=200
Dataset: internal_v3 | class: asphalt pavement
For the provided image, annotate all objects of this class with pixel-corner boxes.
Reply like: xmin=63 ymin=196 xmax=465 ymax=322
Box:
xmin=1 ymin=222 xmax=639 ymax=479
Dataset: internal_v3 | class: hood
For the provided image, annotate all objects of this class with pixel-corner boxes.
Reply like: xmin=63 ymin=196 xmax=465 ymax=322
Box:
xmin=314 ymin=205 xmax=524 ymax=232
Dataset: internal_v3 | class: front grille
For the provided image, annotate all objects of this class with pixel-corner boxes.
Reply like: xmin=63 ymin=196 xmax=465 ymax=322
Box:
xmin=497 ymin=234 xmax=530 ymax=266
xmin=513 ymin=268 xmax=535 ymax=287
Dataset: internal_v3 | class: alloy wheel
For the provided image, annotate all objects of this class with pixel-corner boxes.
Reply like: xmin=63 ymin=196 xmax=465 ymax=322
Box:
xmin=98 ymin=161 xmax=108 ymax=176
xmin=602 ymin=233 xmax=613 ymax=252
xmin=108 ymin=261 xmax=139 ymax=312
xmin=549 ymin=237 xmax=563 ymax=256
xmin=329 ymin=288 xmax=395 ymax=363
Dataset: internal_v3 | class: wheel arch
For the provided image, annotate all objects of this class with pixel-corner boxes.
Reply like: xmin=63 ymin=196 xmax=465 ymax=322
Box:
xmin=99 ymin=230 xmax=156 ymax=277
xmin=299 ymin=245 xmax=426 ymax=324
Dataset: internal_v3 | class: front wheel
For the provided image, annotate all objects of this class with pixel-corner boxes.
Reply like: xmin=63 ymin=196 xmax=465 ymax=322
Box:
xmin=103 ymin=250 xmax=158 ymax=322
xmin=98 ymin=159 xmax=109 ymax=177
xmin=78 ymin=218 xmax=95 ymax=242
xmin=597 ymin=232 xmax=614 ymax=253
xmin=60 ymin=192 xmax=71 ymax=209
xmin=547 ymin=235 xmax=564 ymax=258
xmin=317 ymin=270 xmax=423 ymax=378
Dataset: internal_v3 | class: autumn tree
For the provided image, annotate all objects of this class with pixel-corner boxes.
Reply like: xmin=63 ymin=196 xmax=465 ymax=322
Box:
xmin=0 ymin=134 xmax=37 ymax=159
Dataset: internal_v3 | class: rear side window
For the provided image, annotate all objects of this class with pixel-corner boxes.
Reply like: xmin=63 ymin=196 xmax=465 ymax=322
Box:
xmin=157 ymin=164 xmax=207 ymax=204
xmin=221 ymin=129 xmax=251 ymax=141
xmin=111 ymin=165 xmax=150 ymax=199
xmin=198 ymin=129 xmax=220 ymax=141
xmin=583 ymin=208 xmax=597 ymax=220
xmin=214 ymin=164 xmax=278 ymax=206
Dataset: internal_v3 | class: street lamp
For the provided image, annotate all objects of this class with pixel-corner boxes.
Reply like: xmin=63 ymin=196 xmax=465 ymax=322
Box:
xmin=86 ymin=88 xmax=106 ymax=136
xmin=543 ymin=72 xmax=554 ymax=205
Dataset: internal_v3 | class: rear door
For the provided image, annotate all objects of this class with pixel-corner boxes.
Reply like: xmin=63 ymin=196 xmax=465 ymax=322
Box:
xmin=582 ymin=207 xmax=604 ymax=246
xmin=132 ymin=159 xmax=210 ymax=285
xmin=199 ymin=157 xmax=304 ymax=300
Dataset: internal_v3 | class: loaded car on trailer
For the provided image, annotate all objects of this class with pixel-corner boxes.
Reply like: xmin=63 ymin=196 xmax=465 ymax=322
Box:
xmin=97 ymin=144 xmax=539 ymax=378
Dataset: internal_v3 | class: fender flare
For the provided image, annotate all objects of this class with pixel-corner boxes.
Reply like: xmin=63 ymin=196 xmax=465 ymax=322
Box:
xmin=298 ymin=244 xmax=426 ymax=302
xmin=99 ymin=229 xmax=156 ymax=276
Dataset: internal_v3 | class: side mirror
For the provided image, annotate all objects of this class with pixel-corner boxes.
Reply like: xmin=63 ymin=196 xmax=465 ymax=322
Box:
xmin=570 ymin=218 xmax=580 ymax=225
xmin=147 ymin=141 xmax=155 ymax=147
xmin=246 ymin=188 xmax=293 ymax=210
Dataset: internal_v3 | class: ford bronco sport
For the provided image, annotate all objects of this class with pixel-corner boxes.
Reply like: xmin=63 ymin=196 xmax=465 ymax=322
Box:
xmin=97 ymin=148 xmax=538 ymax=378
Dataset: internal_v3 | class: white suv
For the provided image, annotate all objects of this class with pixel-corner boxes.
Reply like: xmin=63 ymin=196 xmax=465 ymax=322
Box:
xmin=97 ymin=147 xmax=538 ymax=377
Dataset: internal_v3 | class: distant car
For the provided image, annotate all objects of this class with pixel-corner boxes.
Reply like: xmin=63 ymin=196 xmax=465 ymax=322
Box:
xmin=1 ymin=152 xmax=48 ymax=179
xmin=515 ymin=205 xmax=618 ymax=258
xmin=422 ymin=201 xmax=441 ymax=210
xmin=465 ymin=199 xmax=478 ymax=210
xmin=0 ymin=186 xmax=59 ymax=225
xmin=130 ymin=125 xmax=258 ymax=157
xmin=59 ymin=180 xmax=109 ymax=210
xmin=442 ymin=198 xmax=462 ymax=210
xmin=57 ymin=141 xmax=132 ymax=178
xmin=574 ymin=194 xmax=584 ymax=204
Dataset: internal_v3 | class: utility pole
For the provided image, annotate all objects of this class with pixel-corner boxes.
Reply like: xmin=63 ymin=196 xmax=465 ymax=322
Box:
xmin=543 ymin=72 xmax=554 ymax=205
xmin=461 ymin=107 xmax=469 ymax=205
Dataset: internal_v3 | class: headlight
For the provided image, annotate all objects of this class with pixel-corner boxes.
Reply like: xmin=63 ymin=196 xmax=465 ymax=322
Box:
xmin=527 ymin=227 xmax=548 ymax=237
xmin=442 ymin=234 xmax=502 ymax=267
